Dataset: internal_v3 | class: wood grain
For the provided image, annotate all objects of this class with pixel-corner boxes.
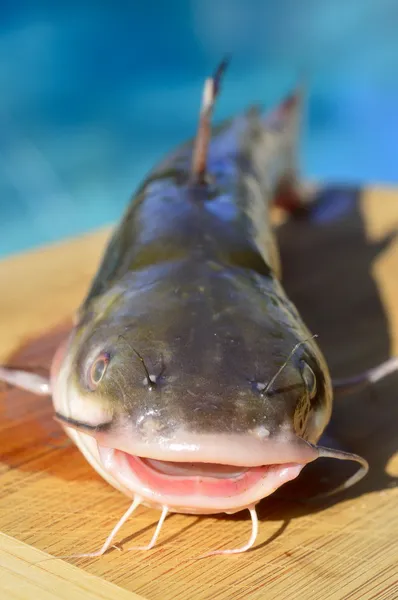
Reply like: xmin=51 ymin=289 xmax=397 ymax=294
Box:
xmin=0 ymin=533 xmax=144 ymax=600
xmin=0 ymin=186 xmax=397 ymax=600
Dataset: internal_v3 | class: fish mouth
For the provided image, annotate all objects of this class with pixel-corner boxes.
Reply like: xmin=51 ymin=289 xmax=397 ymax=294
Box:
xmin=96 ymin=444 xmax=308 ymax=514
xmin=58 ymin=421 xmax=318 ymax=514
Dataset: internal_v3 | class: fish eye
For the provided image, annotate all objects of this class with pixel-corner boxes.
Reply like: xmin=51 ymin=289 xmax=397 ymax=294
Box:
xmin=88 ymin=353 xmax=110 ymax=389
xmin=300 ymin=361 xmax=317 ymax=399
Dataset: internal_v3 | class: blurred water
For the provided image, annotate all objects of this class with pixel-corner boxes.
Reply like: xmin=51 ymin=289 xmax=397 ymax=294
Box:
xmin=0 ymin=0 xmax=397 ymax=256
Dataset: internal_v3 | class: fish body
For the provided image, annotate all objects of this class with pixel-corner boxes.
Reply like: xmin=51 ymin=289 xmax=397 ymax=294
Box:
xmin=51 ymin=86 xmax=333 ymax=517
xmin=1 ymin=66 xmax=373 ymax=554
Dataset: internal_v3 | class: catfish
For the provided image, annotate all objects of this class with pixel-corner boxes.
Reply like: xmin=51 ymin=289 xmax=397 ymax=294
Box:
xmin=2 ymin=60 xmax=397 ymax=556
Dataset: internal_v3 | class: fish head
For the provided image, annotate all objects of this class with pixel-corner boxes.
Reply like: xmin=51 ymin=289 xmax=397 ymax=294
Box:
xmin=51 ymin=263 xmax=333 ymax=514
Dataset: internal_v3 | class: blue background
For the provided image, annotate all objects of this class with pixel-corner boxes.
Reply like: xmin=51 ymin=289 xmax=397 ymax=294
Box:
xmin=0 ymin=0 xmax=397 ymax=256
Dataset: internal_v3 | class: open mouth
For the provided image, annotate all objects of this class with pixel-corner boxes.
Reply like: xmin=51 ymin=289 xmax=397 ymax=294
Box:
xmin=54 ymin=410 xmax=369 ymax=554
xmin=54 ymin=410 xmax=320 ymax=514
xmin=97 ymin=445 xmax=305 ymax=514
xmin=60 ymin=430 xmax=312 ymax=556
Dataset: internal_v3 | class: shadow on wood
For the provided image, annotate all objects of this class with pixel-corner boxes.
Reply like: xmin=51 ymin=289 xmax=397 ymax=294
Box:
xmin=275 ymin=186 xmax=398 ymax=507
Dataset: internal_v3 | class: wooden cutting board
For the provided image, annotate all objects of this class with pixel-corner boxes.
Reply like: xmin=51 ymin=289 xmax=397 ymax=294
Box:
xmin=0 ymin=186 xmax=397 ymax=600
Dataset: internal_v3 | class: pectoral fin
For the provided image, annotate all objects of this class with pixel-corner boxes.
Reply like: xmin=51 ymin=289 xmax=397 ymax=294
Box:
xmin=0 ymin=365 xmax=51 ymax=396
xmin=332 ymin=356 xmax=398 ymax=396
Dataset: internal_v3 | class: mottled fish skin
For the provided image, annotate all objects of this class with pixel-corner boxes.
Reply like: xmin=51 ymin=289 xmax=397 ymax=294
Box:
xmin=53 ymin=95 xmax=332 ymax=454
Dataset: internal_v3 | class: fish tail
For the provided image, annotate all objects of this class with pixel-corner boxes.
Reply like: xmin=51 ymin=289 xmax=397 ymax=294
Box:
xmin=241 ymin=82 xmax=314 ymax=216
xmin=269 ymin=84 xmax=320 ymax=215
xmin=239 ymin=83 xmax=303 ymax=206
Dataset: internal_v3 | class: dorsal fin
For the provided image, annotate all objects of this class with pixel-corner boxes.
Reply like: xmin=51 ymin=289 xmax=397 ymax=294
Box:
xmin=190 ymin=57 xmax=230 ymax=184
